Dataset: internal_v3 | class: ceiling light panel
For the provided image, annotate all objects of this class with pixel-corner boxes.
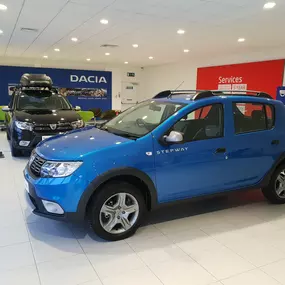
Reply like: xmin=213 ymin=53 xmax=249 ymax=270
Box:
xmin=100 ymin=19 xmax=108 ymax=24
xmin=0 ymin=4 xmax=7 ymax=10
xmin=263 ymin=2 xmax=276 ymax=9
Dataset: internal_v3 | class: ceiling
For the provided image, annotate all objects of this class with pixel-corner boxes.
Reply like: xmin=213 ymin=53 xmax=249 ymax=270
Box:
xmin=0 ymin=0 xmax=285 ymax=67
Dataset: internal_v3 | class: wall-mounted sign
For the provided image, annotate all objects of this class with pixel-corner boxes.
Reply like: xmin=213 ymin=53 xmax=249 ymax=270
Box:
xmin=0 ymin=65 xmax=112 ymax=111
xmin=196 ymin=59 xmax=285 ymax=99
xmin=276 ymin=86 xmax=285 ymax=104
xmin=127 ymin=72 xmax=135 ymax=77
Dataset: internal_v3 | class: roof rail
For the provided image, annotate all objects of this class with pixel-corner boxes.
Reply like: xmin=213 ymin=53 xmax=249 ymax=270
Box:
xmin=204 ymin=90 xmax=273 ymax=99
xmin=153 ymin=89 xmax=272 ymax=100
xmin=153 ymin=89 xmax=206 ymax=99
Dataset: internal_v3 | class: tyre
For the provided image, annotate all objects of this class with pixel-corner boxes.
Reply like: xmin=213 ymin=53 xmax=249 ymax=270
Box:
xmin=262 ymin=164 xmax=285 ymax=204
xmin=11 ymin=144 xmax=22 ymax=157
xmin=88 ymin=182 xmax=146 ymax=241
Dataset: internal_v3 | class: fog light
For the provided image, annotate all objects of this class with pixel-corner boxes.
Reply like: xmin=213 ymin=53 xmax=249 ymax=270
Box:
xmin=19 ymin=140 xmax=30 ymax=146
xmin=42 ymin=200 xmax=64 ymax=214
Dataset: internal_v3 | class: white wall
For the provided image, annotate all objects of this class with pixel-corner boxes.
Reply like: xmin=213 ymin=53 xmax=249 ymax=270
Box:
xmin=2 ymin=46 xmax=285 ymax=110
xmin=142 ymin=47 xmax=285 ymax=101
xmin=107 ymin=66 xmax=143 ymax=110
xmin=0 ymin=56 xmax=143 ymax=110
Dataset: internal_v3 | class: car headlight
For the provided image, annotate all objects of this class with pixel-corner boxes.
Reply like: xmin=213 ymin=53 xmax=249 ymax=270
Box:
xmin=15 ymin=120 xmax=33 ymax=131
xmin=40 ymin=161 xmax=82 ymax=178
xmin=71 ymin=119 xmax=84 ymax=129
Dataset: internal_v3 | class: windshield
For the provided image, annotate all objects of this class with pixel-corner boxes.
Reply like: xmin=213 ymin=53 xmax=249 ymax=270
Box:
xmin=16 ymin=90 xmax=72 ymax=111
xmin=104 ymin=100 xmax=186 ymax=138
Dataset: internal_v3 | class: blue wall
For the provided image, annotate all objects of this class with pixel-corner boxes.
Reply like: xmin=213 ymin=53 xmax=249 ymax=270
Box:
xmin=0 ymin=65 xmax=112 ymax=111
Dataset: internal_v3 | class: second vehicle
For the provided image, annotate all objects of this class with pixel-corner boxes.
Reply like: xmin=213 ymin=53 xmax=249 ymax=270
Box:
xmin=3 ymin=73 xmax=84 ymax=156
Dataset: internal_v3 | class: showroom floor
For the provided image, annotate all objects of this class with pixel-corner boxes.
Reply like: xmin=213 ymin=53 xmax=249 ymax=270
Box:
xmin=2 ymin=133 xmax=285 ymax=285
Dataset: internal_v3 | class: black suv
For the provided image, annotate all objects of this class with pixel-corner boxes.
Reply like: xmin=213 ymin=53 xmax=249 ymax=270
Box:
xmin=2 ymin=74 xmax=84 ymax=157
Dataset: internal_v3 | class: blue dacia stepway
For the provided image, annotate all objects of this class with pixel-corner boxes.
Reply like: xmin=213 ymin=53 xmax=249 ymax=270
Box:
xmin=24 ymin=90 xmax=285 ymax=240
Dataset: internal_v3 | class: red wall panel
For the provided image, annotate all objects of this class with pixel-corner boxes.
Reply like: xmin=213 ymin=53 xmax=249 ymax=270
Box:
xmin=196 ymin=59 xmax=285 ymax=99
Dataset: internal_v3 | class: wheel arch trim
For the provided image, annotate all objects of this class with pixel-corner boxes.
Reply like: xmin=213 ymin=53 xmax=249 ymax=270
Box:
xmin=76 ymin=167 xmax=158 ymax=221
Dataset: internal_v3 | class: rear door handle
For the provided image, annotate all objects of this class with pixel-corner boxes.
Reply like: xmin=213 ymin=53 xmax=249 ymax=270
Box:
xmin=271 ymin=140 xmax=280 ymax=145
xmin=215 ymin=148 xmax=226 ymax=154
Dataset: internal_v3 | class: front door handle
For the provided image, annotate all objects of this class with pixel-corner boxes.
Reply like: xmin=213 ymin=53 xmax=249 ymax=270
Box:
xmin=215 ymin=148 xmax=226 ymax=154
xmin=271 ymin=140 xmax=280 ymax=145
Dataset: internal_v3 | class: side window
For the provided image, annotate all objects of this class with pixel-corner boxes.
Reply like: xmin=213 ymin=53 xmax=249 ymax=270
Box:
xmin=233 ymin=103 xmax=275 ymax=134
xmin=265 ymin=105 xmax=274 ymax=129
xmin=172 ymin=104 xmax=224 ymax=142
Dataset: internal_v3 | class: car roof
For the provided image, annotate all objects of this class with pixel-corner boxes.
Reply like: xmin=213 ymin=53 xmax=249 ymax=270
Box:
xmin=152 ymin=89 xmax=276 ymax=105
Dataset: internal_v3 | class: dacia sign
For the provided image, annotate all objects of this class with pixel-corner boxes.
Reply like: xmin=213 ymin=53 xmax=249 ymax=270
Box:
xmin=70 ymin=75 xmax=107 ymax=84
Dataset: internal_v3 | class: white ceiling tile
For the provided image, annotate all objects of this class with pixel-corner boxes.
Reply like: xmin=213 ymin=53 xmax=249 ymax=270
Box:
xmin=1 ymin=0 xmax=285 ymax=66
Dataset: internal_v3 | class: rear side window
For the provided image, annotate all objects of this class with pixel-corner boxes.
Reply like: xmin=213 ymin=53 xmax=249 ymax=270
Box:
xmin=233 ymin=103 xmax=275 ymax=134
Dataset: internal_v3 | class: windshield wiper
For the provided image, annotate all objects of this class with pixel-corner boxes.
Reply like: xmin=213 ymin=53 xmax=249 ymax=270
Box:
xmin=114 ymin=132 xmax=140 ymax=139
xmin=102 ymin=127 xmax=140 ymax=139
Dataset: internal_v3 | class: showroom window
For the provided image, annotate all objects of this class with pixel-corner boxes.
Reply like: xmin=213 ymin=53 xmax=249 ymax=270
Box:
xmin=233 ymin=102 xmax=275 ymax=134
xmin=172 ymin=104 xmax=224 ymax=142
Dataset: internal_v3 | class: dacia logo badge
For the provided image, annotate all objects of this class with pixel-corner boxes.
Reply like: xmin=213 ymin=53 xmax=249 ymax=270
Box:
xmin=50 ymin=124 xmax=57 ymax=130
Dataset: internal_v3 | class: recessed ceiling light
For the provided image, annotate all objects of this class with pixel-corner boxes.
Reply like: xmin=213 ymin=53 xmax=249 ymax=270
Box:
xmin=149 ymin=56 xmax=154 ymax=60
xmin=54 ymin=48 xmax=60 ymax=52
xmin=184 ymin=49 xmax=189 ymax=53
xmin=263 ymin=2 xmax=276 ymax=9
xmin=238 ymin=38 xmax=245 ymax=42
xmin=177 ymin=29 xmax=185 ymax=35
xmin=0 ymin=4 xmax=7 ymax=11
xmin=86 ymin=58 xmax=91 ymax=61
xmin=132 ymin=44 xmax=139 ymax=48
xmin=100 ymin=19 xmax=109 ymax=25
xmin=0 ymin=29 xmax=3 ymax=35
xmin=71 ymin=37 xmax=78 ymax=42
xmin=124 ymin=61 xmax=128 ymax=64
xmin=105 ymin=52 xmax=110 ymax=56
xmin=43 ymin=55 xmax=48 ymax=59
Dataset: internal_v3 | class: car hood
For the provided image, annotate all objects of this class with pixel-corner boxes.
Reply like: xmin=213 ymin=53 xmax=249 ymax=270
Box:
xmin=36 ymin=127 xmax=131 ymax=160
xmin=14 ymin=110 xmax=80 ymax=124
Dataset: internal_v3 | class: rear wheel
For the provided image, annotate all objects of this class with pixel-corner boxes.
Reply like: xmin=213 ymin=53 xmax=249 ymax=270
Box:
xmin=262 ymin=165 xmax=285 ymax=204
xmin=88 ymin=182 xmax=145 ymax=241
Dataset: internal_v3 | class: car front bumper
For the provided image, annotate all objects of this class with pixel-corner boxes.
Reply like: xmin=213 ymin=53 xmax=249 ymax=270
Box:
xmin=12 ymin=128 xmax=69 ymax=151
xmin=24 ymin=165 xmax=90 ymax=223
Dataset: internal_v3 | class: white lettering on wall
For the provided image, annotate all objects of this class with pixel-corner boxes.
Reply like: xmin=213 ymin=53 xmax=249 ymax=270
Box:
xmin=218 ymin=76 xmax=243 ymax=84
xmin=70 ymin=75 xmax=107 ymax=84
xmin=70 ymin=75 xmax=79 ymax=82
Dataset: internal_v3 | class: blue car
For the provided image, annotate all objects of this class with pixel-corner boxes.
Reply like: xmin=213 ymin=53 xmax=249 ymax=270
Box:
xmin=24 ymin=90 xmax=285 ymax=240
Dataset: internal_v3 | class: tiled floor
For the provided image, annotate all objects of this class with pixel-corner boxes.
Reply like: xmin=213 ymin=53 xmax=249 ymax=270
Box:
xmin=2 ymin=132 xmax=285 ymax=285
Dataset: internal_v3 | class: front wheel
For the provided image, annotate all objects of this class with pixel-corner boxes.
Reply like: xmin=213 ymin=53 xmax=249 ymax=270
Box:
xmin=262 ymin=165 xmax=285 ymax=204
xmin=88 ymin=182 xmax=145 ymax=241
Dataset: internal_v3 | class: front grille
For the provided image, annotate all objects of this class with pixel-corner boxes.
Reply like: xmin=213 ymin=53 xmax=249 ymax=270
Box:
xmin=33 ymin=123 xmax=73 ymax=133
xmin=30 ymin=154 xmax=46 ymax=177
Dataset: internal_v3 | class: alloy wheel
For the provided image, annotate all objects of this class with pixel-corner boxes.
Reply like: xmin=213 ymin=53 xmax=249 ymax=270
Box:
xmin=275 ymin=170 xmax=285 ymax=198
xmin=99 ymin=192 xmax=139 ymax=234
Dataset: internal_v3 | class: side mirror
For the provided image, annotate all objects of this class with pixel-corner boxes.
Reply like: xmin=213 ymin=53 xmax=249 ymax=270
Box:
xmin=2 ymin=106 xmax=10 ymax=112
xmin=163 ymin=131 xmax=183 ymax=144
xmin=74 ymin=106 xmax=81 ymax=111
